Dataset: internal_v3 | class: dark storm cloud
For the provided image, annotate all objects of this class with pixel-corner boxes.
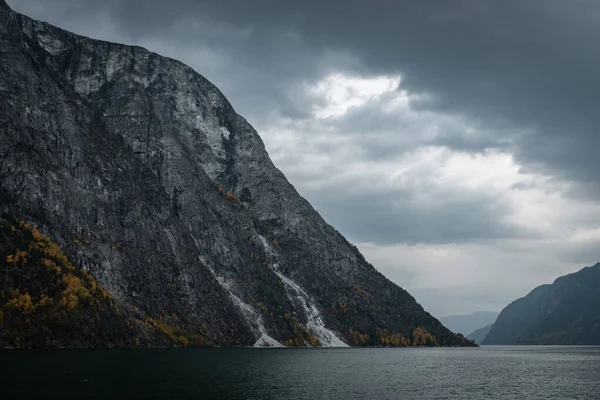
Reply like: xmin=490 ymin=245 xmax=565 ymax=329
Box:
xmin=311 ymin=190 xmax=529 ymax=246
xmin=9 ymin=0 xmax=600 ymax=242
xmin=199 ymin=0 xmax=600 ymax=188
xmin=15 ymin=0 xmax=600 ymax=188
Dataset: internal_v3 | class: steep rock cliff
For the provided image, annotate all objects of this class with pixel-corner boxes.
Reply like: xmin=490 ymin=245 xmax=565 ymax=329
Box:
xmin=0 ymin=1 xmax=472 ymax=348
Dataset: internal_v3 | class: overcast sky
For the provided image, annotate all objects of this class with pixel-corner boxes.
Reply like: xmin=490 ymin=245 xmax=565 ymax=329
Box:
xmin=11 ymin=0 xmax=600 ymax=318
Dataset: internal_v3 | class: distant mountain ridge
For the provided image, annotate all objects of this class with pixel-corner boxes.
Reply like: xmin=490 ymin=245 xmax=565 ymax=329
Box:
xmin=439 ymin=311 xmax=499 ymax=336
xmin=466 ymin=324 xmax=493 ymax=344
xmin=483 ymin=264 xmax=600 ymax=345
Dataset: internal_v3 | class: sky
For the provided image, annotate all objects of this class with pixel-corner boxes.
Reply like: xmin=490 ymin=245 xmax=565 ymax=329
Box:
xmin=10 ymin=0 xmax=600 ymax=318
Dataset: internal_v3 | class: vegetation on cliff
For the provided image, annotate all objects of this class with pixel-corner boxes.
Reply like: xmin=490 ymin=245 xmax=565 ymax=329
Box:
xmin=0 ymin=219 xmax=210 ymax=348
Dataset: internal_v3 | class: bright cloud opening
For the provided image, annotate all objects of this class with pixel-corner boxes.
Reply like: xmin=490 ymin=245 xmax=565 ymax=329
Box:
xmin=256 ymin=70 xmax=600 ymax=316
xmin=308 ymin=73 xmax=402 ymax=118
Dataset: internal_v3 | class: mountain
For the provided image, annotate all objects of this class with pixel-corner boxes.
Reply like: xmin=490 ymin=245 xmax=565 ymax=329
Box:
xmin=0 ymin=1 xmax=473 ymax=348
xmin=439 ymin=311 xmax=499 ymax=336
xmin=483 ymin=264 xmax=600 ymax=345
xmin=466 ymin=324 xmax=493 ymax=344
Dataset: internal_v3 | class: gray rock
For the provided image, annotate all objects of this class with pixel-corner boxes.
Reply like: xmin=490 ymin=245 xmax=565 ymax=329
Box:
xmin=0 ymin=0 xmax=472 ymax=347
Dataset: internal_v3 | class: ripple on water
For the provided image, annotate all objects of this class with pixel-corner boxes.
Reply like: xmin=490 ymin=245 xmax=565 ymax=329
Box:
xmin=1 ymin=346 xmax=599 ymax=400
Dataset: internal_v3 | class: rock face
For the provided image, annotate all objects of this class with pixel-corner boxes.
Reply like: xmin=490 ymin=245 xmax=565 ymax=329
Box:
xmin=0 ymin=1 xmax=472 ymax=348
xmin=483 ymin=264 xmax=600 ymax=345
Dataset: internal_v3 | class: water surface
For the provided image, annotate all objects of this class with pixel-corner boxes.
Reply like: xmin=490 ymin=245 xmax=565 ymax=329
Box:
xmin=2 ymin=346 xmax=599 ymax=399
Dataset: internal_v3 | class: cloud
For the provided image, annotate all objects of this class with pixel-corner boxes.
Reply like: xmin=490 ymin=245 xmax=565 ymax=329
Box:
xmin=255 ymin=73 xmax=537 ymax=243
xmin=9 ymin=0 xmax=600 ymax=315
xmin=18 ymin=0 xmax=598 ymax=185
xmin=307 ymin=74 xmax=401 ymax=119
xmin=359 ymin=236 xmax=600 ymax=317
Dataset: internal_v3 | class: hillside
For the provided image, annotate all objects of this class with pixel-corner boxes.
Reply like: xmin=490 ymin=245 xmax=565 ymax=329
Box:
xmin=466 ymin=324 xmax=493 ymax=345
xmin=483 ymin=264 xmax=600 ymax=345
xmin=0 ymin=0 xmax=472 ymax=348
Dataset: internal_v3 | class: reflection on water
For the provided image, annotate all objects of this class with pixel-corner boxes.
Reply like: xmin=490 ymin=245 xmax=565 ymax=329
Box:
xmin=2 ymin=346 xmax=599 ymax=399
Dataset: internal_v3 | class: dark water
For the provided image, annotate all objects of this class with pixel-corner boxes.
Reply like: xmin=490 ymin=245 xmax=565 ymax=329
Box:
xmin=2 ymin=346 xmax=599 ymax=399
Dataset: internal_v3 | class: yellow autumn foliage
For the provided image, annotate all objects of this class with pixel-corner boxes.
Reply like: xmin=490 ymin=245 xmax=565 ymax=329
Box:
xmin=4 ymin=221 xmax=109 ymax=315
xmin=217 ymin=185 xmax=240 ymax=202
xmin=348 ymin=329 xmax=369 ymax=346
xmin=412 ymin=326 xmax=438 ymax=346
xmin=378 ymin=329 xmax=411 ymax=347
xmin=5 ymin=291 xmax=36 ymax=314
xmin=145 ymin=317 xmax=190 ymax=347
